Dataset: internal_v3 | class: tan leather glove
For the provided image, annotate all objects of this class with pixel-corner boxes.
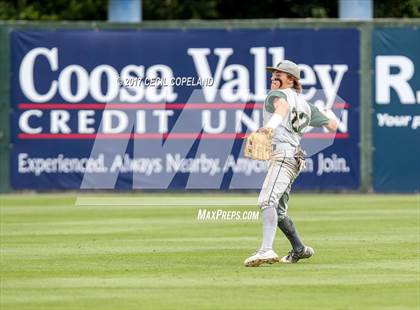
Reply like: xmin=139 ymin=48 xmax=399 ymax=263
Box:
xmin=243 ymin=128 xmax=273 ymax=161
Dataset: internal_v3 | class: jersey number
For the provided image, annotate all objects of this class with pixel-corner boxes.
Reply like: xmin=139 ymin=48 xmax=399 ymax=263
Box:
xmin=291 ymin=110 xmax=309 ymax=134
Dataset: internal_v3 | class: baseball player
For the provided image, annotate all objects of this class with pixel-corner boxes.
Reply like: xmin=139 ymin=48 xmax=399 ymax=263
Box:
xmin=244 ymin=60 xmax=337 ymax=267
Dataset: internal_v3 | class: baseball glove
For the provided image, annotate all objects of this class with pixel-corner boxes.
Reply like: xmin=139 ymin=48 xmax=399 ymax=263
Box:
xmin=243 ymin=128 xmax=273 ymax=161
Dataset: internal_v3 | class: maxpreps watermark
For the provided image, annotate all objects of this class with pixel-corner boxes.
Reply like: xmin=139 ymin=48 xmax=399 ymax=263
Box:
xmin=197 ymin=209 xmax=259 ymax=221
xmin=118 ymin=76 xmax=214 ymax=88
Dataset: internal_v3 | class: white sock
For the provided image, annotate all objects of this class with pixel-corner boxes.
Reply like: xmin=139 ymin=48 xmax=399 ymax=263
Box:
xmin=260 ymin=207 xmax=278 ymax=251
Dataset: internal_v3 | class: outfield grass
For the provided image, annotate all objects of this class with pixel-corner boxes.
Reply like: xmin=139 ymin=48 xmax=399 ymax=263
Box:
xmin=0 ymin=194 xmax=419 ymax=310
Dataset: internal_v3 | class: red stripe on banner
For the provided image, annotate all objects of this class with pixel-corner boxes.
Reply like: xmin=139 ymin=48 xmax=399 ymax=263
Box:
xmin=18 ymin=103 xmax=264 ymax=110
xmin=18 ymin=132 xmax=349 ymax=140
xmin=18 ymin=102 xmax=350 ymax=110
xmin=17 ymin=133 xmax=247 ymax=140
xmin=333 ymin=103 xmax=350 ymax=109
xmin=304 ymin=133 xmax=349 ymax=138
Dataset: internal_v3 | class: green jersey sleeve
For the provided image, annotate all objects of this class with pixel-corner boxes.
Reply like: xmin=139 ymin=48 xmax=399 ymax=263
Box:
xmin=264 ymin=90 xmax=287 ymax=113
xmin=309 ymin=103 xmax=330 ymax=127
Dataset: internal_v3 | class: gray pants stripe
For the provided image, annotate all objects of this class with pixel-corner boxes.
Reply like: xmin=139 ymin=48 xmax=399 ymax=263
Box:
xmin=267 ymin=158 xmax=285 ymax=208
xmin=258 ymin=156 xmax=300 ymax=215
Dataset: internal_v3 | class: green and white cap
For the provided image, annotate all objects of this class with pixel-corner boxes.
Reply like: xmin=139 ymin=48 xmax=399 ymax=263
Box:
xmin=266 ymin=60 xmax=300 ymax=80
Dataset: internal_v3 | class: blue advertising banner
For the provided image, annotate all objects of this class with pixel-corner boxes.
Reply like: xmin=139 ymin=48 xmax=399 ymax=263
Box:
xmin=373 ymin=28 xmax=420 ymax=192
xmin=11 ymin=29 xmax=360 ymax=190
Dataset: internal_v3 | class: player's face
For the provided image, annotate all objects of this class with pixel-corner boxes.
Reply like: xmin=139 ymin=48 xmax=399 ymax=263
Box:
xmin=270 ymin=71 xmax=292 ymax=90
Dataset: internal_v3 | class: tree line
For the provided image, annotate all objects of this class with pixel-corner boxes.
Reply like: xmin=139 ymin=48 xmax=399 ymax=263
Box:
xmin=0 ymin=0 xmax=419 ymax=20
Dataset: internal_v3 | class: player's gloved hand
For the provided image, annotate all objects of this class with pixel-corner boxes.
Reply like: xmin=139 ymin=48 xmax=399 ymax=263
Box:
xmin=244 ymin=128 xmax=273 ymax=161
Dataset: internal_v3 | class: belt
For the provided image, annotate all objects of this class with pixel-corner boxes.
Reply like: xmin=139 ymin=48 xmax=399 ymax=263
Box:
xmin=272 ymin=144 xmax=306 ymax=159
xmin=272 ymin=148 xmax=296 ymax=158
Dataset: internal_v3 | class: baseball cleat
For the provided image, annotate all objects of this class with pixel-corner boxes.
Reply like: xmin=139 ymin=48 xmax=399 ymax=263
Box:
xmin=244 ymin=249 xmax=279 ymax=267
xmin=280 ymin=246 xmax=314 ymax=263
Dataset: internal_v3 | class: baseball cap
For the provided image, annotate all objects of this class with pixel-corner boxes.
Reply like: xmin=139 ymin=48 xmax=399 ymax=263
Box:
xmin=266 ymin=60 xmax=300 ymax=80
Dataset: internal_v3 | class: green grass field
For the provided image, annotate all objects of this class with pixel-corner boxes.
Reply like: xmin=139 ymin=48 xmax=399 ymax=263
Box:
xmin=0 ymin=194 xmax=419 ymax=310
